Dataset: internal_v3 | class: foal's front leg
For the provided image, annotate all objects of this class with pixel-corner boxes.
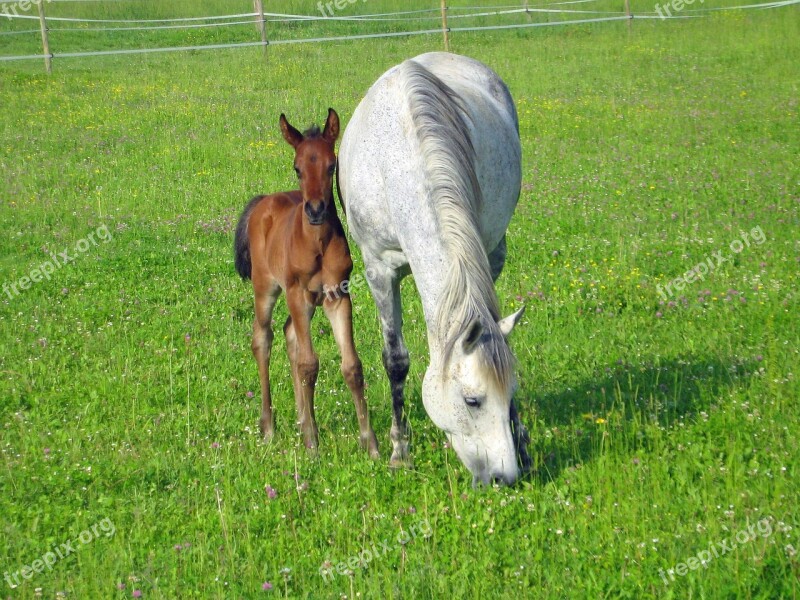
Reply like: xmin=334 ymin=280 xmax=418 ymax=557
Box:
xmin=252 ymin=281 xmax=281 ymax=441
xmin=323 ymin=293 xmax=380 ymax=459
xmin=284 ymin=287 xmax=319 ymax=453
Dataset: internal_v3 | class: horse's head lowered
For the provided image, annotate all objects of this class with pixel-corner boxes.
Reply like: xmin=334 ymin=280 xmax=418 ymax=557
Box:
xmin=423 ymin=307 xmax=526 ymax=486
xmin=279 ymin=108 xmax=340 ymax=226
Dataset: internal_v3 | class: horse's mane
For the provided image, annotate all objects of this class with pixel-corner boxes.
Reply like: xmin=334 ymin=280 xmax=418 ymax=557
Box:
xmin=401 ymin=59 xmax=514 ymax=389
xmin=303 ymin=124 xmax=323 ymax=139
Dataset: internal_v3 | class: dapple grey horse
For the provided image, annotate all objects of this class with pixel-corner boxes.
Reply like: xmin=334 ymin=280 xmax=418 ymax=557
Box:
xmin=338 ymin=52 xmax=530 ymax=485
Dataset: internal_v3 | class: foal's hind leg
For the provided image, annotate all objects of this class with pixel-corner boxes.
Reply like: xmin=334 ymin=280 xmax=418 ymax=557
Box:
xmin=365 ymin=261 xmax=412 ymax=468
xmin=284 ymin=288 xmax=320 ymax=453
xmin=323 ymin=294 xmax=380 ymax=459
xmin=252 ymin=281 xmax=281 ymax=440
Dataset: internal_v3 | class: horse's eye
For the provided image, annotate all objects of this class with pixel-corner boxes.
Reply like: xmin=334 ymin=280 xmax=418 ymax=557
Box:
xmin=294 ymin=167 xmax=301 ymax=179
xmin=464 ymin=396 xmax=482 ymax=408
xmin=327 ymin=164 xmax=336 ymax=176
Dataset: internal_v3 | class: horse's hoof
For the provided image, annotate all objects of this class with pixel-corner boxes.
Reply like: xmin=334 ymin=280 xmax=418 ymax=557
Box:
xmin=389 ymin=454 xmax=414 ymax=470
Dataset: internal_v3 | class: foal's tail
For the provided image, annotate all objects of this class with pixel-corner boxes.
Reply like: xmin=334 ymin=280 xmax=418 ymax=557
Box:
xmin=233 ymin=195 xmax=263 ymax=281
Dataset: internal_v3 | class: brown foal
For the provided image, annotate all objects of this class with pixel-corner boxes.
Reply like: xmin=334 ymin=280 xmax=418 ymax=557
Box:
xmin=234 ymin=108 xmax=379 ymax=457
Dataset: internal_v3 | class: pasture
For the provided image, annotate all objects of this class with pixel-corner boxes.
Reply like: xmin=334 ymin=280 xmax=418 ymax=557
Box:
xmin=1 ymin=1 xmax=799 ymax=598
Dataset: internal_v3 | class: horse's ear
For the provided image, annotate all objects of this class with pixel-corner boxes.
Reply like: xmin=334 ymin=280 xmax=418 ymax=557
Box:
xmin=498 ymin=306 xmax=525 ymax=338
xmin=462 ymin=319 xmax=483 ymax=355
xmin=280 ymin=113 xmax=304 ymax=149
xmin=322 ymin=108 xmax=340 ymax=145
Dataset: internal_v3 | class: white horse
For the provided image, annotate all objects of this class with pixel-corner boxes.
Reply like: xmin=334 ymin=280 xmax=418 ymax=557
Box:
xmin=338 ymin=52 xmax=530 ymax=486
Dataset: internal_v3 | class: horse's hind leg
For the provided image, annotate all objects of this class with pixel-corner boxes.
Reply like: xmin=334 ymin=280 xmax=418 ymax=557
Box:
xmin=284 ymin=288 xmax=319 ymax=453
xmin=252 ymin=281 xmax=281 ymax=441
xmin=323 ymin=294 xmax=380 ymax=459
xmin=488 ymin=234 xmax=507 ymax=283
xmin=365 ymin=261 xmax=412 ymax=468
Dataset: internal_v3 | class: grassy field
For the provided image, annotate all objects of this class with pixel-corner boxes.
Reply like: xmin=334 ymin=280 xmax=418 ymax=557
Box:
xmin=1 ymin=1 xmax=799 ymax=598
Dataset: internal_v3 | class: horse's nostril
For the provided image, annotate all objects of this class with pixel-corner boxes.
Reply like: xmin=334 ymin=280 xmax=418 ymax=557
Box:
xmin=490 ymin=470 xmax=519 ymax=487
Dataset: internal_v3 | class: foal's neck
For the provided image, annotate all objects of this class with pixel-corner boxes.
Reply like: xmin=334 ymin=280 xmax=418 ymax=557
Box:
xmin=298 ymin=205 xmax=339 ymax=252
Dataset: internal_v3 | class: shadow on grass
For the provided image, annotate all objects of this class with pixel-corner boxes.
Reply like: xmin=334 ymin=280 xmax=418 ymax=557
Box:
xmin=517 ymin=355 xmax=759 ymax=485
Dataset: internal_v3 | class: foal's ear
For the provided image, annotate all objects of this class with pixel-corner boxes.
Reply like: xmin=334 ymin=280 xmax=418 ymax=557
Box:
xmin=322 ymin=108 xmax=340 ymax=145
xmin=279 ymin=113 xmax=304 ymax=149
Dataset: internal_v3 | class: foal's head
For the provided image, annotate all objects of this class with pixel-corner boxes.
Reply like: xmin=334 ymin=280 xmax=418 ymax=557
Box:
xmin=279 ymin=108 xmax=340 ymax=226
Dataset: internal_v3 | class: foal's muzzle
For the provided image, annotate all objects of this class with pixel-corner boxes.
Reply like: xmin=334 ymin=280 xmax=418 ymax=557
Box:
xmin=304 ymin=201 xmax=328 ymax=225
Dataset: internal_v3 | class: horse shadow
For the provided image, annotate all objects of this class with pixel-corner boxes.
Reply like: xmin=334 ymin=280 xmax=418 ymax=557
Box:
xmin=516 ymin=355 xmax=758 ymax=484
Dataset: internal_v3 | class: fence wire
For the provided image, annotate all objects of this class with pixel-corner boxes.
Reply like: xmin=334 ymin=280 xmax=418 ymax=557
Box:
xmin=0 ymin=0 xmax=797 ymax=65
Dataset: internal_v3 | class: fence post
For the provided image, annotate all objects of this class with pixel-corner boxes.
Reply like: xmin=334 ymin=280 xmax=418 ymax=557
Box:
xmin=253 ymin=0 xmax=268 ymax=58
xmin=37 ymin=0 xmax=52 ymax=74
xmin=440 ymin=0 xmax=450 ymax=52
xmin=624 ymin=0 xmax=632 ymax=31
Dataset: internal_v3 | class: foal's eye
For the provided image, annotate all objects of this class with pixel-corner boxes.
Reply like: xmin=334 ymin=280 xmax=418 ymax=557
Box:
xmin=464 ymin=396 xmax=482 ymax=408
xmin=294 ymin=167 xmax=301 ymax=179
xmin=327 ymin=164 xmax=336 ymax=176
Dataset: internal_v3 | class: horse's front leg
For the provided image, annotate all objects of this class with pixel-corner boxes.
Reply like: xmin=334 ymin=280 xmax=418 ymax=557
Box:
xmin=284 ymin=286 xmax=319 ymax=453
xmin=323 ymin=292 xmax=380 ymax=459
xmin=364 ymin=260 xmax=412 ymax=468
xmin=510 ymin=398 xmax=532 ymax=475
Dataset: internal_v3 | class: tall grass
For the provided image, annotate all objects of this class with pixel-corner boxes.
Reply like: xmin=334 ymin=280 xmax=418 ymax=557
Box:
xmin=0 ymin=3 xmax=798 ymax=599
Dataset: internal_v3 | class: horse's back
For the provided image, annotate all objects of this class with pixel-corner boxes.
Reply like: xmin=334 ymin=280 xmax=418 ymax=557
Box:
xmin=340 ymin=53 xmax=521 ymax=268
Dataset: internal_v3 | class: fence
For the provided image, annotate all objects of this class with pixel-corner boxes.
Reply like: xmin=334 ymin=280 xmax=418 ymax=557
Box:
xmin=0 ymin=0 xmax=797 ymax=73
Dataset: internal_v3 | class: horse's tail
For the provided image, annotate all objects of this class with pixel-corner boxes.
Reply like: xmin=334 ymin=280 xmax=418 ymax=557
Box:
xmin=335 ymin=158 xmax=346 ymax=216
xmin=233 ymin=195 xmax=263 ymax=281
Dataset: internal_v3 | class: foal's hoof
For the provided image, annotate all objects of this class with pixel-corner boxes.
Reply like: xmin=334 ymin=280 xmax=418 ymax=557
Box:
xmin=259 ymin=426 xmax=274 ymax=444
xmin=360 ymin=432 xmax=380 ymax=460
xmin=304 ymin=441 xmax=319 ymax=458
xmin=259 ymin=416 xmax=275 ymax=441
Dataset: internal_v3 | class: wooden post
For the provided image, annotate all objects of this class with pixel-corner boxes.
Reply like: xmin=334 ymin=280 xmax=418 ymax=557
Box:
xmin=253 ymin=0 xmax=268 ymax=57
xmin=523 ymin=0 xmax=532 ymax=23
xmin=624 ymin=0 xmax=632 ymax=32
xmin=440 ymin=0 xmax=450 ymax=52
xmin=37 ymin=0 xmax=52 ymax=74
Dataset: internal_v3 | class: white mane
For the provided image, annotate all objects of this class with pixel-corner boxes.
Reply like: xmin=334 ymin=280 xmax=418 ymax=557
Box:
xmin=401 ymin=59 xmax=514 ymax=388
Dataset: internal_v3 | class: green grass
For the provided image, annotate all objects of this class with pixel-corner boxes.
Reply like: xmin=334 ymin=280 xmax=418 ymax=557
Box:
xmin=1 ymin=2 xmax=799 ymax=598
